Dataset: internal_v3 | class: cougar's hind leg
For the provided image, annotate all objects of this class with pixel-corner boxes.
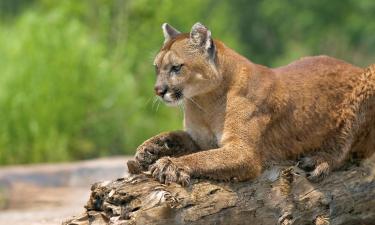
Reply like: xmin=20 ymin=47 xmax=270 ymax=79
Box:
xmin=300 ymin=65 xmax=375 ymax=182
xmin=298 ymin=150 xmax=346 ymax=182
xmin=299 ymin=126 xmax=355 ymax=182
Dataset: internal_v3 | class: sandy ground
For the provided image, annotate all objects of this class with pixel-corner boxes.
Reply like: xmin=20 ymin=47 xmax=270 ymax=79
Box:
xmin=0 ymin=157 xmax=131 ymax=225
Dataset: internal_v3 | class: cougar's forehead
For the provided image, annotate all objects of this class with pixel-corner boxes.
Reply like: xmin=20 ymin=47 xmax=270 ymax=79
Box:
xmin=154 ymin=50 xmax=183 ymax=68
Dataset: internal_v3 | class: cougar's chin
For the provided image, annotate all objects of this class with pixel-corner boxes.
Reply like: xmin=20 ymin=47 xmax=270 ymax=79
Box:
xmin=164 ymin=98 xmax=183 ymax=106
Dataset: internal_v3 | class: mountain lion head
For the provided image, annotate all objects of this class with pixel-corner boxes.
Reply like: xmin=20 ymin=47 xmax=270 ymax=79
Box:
xmin=153 ymin=22 xmax=221 ymax=106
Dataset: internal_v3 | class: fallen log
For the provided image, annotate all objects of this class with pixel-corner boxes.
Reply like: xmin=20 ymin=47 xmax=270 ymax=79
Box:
xmin=63 ymin=157 xmax=375 ymax=225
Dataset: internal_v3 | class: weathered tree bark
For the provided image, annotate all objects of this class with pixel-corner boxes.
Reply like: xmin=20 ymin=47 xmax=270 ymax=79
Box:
xmin=63 ymin=157 xmax=375 ymax=225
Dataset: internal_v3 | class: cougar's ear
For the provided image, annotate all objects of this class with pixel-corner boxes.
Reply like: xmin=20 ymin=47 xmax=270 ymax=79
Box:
xmin=162 ymin=23 xmax=181 ymax=43
xmin=190 ymin=22 xmax=216 ymax=60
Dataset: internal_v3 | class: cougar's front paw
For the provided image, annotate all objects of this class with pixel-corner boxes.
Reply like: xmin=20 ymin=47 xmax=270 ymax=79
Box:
xmin=135 ymin=136 xmax=172 ymax=169
xmin=135 ymin=144 xmax=159 ymax=170
xmin=150 ymin=157 xmax=190 ymax=186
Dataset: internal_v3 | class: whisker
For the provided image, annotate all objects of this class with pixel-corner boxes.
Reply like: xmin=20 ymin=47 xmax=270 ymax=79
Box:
xmin=178 ymin=102 xmax=185 ymax=115
xmin=186 ymin=97 xmax=206 ymax=113
xmin=145 ymin=96 xmax=154 ymax=106
xmin=156 ymin=100 xmax=161 ymax=112
xmin=152 ymin=96 xmax=158 ymax=110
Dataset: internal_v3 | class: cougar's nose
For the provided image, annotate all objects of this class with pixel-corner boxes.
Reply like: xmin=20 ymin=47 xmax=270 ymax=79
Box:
xmin=154 ymin=85 xmax=168 ymax=97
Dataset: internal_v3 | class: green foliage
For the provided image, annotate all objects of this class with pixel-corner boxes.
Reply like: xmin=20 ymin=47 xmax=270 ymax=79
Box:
xmin=0 ymin=4 xmax=132 ymax=163
xmin=230 ymin=0 xmax=375 ymax=66
xmin=0 ymin=0 xmax=374 ymax=165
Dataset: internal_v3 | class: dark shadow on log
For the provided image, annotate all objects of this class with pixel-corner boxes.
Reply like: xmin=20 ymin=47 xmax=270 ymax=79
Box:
xmin=63 ymin=157 xmax=375 ymax=225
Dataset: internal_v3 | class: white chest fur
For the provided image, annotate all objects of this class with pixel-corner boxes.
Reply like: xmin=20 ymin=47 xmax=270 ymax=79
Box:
xmin=215 ymin=131 xmax=223 ymax=147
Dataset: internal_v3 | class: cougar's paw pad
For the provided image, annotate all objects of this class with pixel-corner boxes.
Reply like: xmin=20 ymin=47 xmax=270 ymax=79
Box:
xmin=297 ymin=157 xmax=316 ymax=172
xmin=150 ymin=157 xmax=190 ymax=186
xmin=306 ymin=162 xmax=330 ymax=182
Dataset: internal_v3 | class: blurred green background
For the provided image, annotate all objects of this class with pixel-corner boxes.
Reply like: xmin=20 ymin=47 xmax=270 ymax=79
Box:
xmin=0 ymin=0 xmax=374 ymax=165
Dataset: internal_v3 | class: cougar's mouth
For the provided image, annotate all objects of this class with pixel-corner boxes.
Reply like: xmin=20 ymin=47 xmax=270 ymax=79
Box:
xmin=162 ymin=89 xmax=183 ymax=106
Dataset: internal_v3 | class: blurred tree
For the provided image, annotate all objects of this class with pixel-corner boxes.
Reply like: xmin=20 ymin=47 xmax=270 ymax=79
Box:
xmin=230 ymin=0 xmax=375 ymax=66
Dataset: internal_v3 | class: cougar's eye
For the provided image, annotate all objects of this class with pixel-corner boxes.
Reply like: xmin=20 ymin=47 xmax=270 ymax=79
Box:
xmin=170 ymin=64 xmax=183 ymax=75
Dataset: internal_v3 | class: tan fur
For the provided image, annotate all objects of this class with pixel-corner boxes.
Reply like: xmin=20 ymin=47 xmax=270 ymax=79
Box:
xmin=132 ymin=23 xmax=375 ymax=185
